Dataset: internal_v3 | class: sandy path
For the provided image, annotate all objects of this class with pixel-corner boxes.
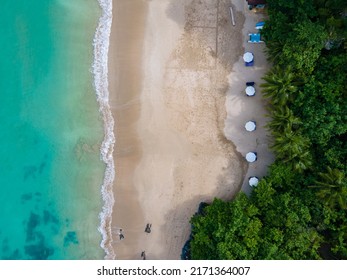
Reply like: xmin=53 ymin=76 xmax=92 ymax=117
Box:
xmin=224 ymin=1 xmax=274 ymax=194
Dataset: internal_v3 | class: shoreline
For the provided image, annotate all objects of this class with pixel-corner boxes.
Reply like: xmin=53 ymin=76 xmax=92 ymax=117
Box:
xmin=107 ymin=0 xmax=247 ymax=259
xmin=108 ymin=0 xmax=148 ymax=259
xmin=93 ymin=0 xmax=115 ymax=260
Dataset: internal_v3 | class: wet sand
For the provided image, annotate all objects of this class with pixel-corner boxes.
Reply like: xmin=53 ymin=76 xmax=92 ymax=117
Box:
xmin=108 ymin=0 xmax=147 ymax=259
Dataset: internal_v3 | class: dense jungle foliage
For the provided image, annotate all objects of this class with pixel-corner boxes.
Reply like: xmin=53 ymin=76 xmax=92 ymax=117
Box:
xmin=188 ymin=0 xmax=347 ymax=260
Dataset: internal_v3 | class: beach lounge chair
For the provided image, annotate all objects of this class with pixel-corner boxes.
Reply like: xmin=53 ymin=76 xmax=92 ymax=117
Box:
xmin=245 ymin=60 xmax=254 ymax=67
xmin=255 ymin=21 xmax=265 ymax=29
xmin=248 ymin=33 xmax=263 ymax=43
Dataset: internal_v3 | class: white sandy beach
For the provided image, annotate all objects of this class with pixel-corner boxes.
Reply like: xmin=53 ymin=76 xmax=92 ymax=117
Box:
xmin=107 ymin=0 xmax=272 ymax=260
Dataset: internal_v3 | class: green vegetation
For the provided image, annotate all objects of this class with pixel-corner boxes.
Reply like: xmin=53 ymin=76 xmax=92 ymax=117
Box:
xmin=188 ymin=0 xmax=347 ymax=259
xmin=310 ymin=167 xmax=347 ymax=210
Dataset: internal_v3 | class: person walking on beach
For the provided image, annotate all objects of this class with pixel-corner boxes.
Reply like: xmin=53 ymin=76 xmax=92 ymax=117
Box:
xmin=119 ymin=229 xmax=125 ymax=240
xmin=141 ymin=251 xmax=146 ymax=260
xmin=145 ymin=223 xmax=152 ymax=233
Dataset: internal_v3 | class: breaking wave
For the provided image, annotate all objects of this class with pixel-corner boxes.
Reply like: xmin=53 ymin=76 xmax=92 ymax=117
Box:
xmin=92 ymin=0 xmax=115 ymax=260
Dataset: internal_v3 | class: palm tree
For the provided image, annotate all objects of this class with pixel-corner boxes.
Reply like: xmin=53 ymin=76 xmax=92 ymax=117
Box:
xmin=261 ymin=66 xmax=299 ymax=107
xmin=267 ymin=106 xmax=302 ymax=133
xmin=271 ymin=127 xmax=312 ymax=172
xmin=309 ymin=167 xmax=347 ymax=210
xmin=290 ymin=151 xmax=312 ymax=173
xmin=265 ymin=40 xmax=283 ymax=63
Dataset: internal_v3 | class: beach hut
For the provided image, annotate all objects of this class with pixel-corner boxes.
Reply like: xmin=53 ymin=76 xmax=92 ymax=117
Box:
xmin=246 ymin=152 xmax=257 ymax=162
xmin=245 ymin=121 xmax=256 ymax=131
xmin=249 ymin=176 xmax=259 ymax=187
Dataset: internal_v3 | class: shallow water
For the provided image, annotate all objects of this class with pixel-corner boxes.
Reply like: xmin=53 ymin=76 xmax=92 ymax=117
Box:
xmin=0 ymin=0 xmax=105 ymax=259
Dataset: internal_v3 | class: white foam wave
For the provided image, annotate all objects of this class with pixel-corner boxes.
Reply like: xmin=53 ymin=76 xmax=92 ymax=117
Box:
xmin=93 ymin=0 xmax=116 ymax=260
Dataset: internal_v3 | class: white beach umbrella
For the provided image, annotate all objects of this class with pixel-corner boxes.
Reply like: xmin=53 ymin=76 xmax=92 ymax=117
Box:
xmin=246 ymin=152 xmax=257 ymax=162
xmin=245 ymin=121 xmax=256 ymax=131
xmin=249 ymin=177 xmax=259 ymax=186
xmin=243 ymin=52 xmax=254 ymax=62
xmin=245 ymin=86 xmax=255 ymax=96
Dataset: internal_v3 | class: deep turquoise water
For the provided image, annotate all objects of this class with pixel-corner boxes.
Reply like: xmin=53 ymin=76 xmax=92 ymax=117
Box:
xmin=0 ymin=0 xmax=105 ymax=259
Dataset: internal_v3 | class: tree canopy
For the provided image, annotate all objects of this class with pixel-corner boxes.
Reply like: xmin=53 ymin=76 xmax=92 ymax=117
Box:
xmin=190 ymin=180 xmax=322 ymax=260
xmin=188 ymin=0 xmax=346 ymax=260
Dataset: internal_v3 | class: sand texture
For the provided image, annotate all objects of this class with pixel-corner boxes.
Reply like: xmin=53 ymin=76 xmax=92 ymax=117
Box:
xmin=107 ymin=0 xmax=272 ymax=260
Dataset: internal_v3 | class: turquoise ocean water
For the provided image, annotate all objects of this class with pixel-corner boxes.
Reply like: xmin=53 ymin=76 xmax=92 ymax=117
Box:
xmin=0 ymin=0 xmax=107 ymax=259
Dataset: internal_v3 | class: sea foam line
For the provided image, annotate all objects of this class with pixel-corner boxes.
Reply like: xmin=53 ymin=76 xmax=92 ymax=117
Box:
xmin=93 ymin=0 xmax=116 ymax=260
